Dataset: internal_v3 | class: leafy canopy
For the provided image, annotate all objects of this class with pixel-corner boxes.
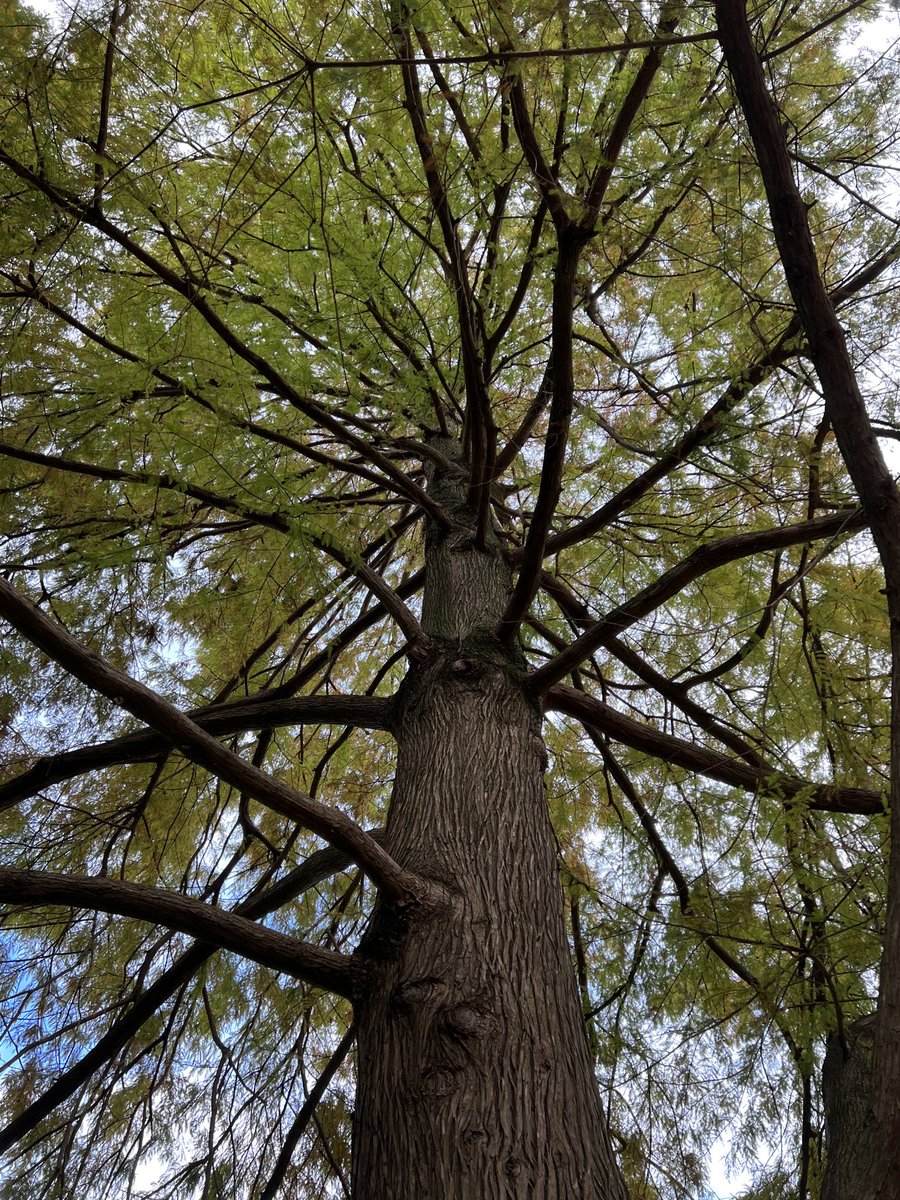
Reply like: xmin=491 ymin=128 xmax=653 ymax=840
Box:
xmin=1 ymin=0 xmax=899 ymax=1195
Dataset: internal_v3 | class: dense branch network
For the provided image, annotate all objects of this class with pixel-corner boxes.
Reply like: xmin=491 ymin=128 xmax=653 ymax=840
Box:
xmin=1 ymin=0 xmax=898 ymax=1192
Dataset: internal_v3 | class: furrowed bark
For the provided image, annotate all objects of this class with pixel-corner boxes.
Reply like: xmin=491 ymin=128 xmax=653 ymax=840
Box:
xmin=821 ymin=1015 xmax=877 ymax=1200
xmin=716 ymin=4 xmax=900 ymax=1194
xmin=351 ymin=439 xmax=628 ymax=1198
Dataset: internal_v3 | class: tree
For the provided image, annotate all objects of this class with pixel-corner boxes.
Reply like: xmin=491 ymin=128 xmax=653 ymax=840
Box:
xmin=1 ymin=0 xmax=900 ymax=1195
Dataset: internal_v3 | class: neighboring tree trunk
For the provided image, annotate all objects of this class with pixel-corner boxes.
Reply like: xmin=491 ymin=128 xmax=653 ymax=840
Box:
xmin=821 ymin=1016 xmax=876 ymax=1200
xmin=821 ymin=1015 xmax=900 ymax=1200
xmin=351 ymin=443 xmax=628 ymax=1198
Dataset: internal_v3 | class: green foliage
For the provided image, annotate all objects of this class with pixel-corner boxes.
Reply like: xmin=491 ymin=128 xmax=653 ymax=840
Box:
xmin=1 ymin=0 xmax=899 ymax=1195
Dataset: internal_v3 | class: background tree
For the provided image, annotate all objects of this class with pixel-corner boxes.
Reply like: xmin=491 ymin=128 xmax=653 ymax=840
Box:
xmin=1 ymin=0 xmax=900 ymax=1196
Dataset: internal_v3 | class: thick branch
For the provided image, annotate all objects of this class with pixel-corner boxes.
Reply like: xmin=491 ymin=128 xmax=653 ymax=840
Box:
xmin=714 ymin=9 xmax=900 ymax=575
xmin=91 ymin=0 xmax=124 ymax=207
xmin=505 ymin=66 xmax=570 ymax=230
xmin=494 ymin=365 xmax=552 ymax=475
xmin=1 ymin=269 xmax=404 ymax=497
xmin=0 ymin=869 xmax=360 ymax=996
xmin=502 ymin=233 xmax=585 ymax=636
xmin=529 ymin=507 xmax=866 ymax=691
xmin=0 ymin=836 xmax=381 ymax=1155
xmin=546 ymin=683 xmax=884 ymax=816
xmin=266 ymin=567 xmax=425 ymax=702
xmin=541 ymin=335 xmax=795 ymax=557
xmin=304 ymin=31 xmax=717 ymax=73
xmin=497 ymin=2 xmax=683 ymax=604
xmin=541 ymin=566 xmax=833 ymax=778
xmin=485 ymin=199 xmax=549 ymax=374
xmin=0 ymin=578 xmax=437 ymax=909
xmin=0 ymin=695 xmax=393 ymax=811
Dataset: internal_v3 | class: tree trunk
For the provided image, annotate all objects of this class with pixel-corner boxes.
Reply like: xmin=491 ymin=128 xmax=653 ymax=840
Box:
xmin=351 ymin=444 xmax=628 ymax=1198
xmin=821 ymin=1014 xmax=900 ymax=1200
xmin=822 ymin=1016 xmax=877 ymax=1200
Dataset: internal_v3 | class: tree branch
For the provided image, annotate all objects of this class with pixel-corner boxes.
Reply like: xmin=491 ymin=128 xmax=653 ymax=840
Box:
xmin=259 ymin=1023 xmax=356 ymax=1200
xmin=391 ymin=10 xmax=494 ymax=530
xmin=0 ymin=267 xmax=407 ymax=498
xmin=504 ymin=63 xmax=570 ymax=230
xmin=0 ymin=836 xmax=382 ymax=1155
xmin=0 ymin=148 xmax=451 ymax=530
xmin=0 ymin=578 xmax=439 ymax=910
xmin=494 ymin=359 xmax=552 ymax=475
xmin=0 ymin=696 xmax=393 ymax=811
xmin=0 ymin=440 xmax=298 ymax=534
xmin=580 ymin=4 xmax=678 ymax=228
xmin=0 ymin=869 xmax=361 ymax=996
xmin=541 ymin=565 xmax=833 ymax=776
xmin=596 ymin=742 xmax=801 ymax=1062
xmin=91 ymin=0 xmax=126 ymax=208
xmin=528 ymin=507 xmax=867 ymax=691
xmin=541 ymin=237 xmax=900 ymax=560
xmin=546 ymin=683 xmax=884 ymax=816
xmin=0 ymin=439 xmax=424 ymax=647
xmin=265 ymin=568 xmax=425 ymax=702
xmin=716 ymin=0 xmax=900 ymax=1129
xmin=501 ymin=232 xmax=586 ymax=637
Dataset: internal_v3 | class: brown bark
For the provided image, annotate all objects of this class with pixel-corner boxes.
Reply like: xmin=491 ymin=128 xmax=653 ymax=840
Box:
xmin=351 ymin=443 xmax=627 ymax=1198
xmin=820 ymin=1013 xmax=900 ymax=1200
xmin=822 ymin=1016 xmax=877 ymax=1200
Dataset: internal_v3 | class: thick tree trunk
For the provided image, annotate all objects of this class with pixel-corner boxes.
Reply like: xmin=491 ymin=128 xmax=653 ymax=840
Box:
xmin=351 ymin=445 xmax=627 ymax=1198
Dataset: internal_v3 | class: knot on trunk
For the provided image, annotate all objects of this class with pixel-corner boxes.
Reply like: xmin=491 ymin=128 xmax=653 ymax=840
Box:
xmin=443 ymin=1003 xmax=495 ymax=1040
xmin=393 ymin=976 xmax=447 ymax=1011
xmin=419 ymin=1066 xmax=458 ymax=1099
